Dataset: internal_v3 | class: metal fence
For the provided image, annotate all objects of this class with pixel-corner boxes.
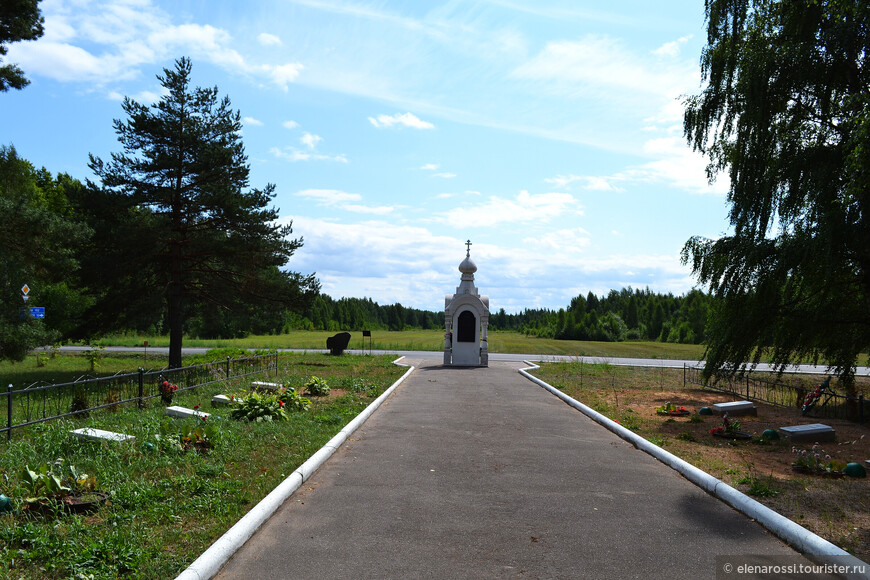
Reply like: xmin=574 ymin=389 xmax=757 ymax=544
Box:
xmin=684 ymin=365 xmax=868 ymax=422
xmin=2 ymin=353 xmax=279 ymax=440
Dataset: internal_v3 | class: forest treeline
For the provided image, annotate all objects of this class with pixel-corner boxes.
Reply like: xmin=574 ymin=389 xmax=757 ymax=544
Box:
xmin=294 ymin=288 xmax=712 ymax=345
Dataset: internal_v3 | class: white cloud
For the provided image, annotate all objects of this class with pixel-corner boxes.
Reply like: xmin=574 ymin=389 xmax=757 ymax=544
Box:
xmin=257 ymin=32 xmax=282 ymax=46
xmin=270 ymin=147 xmax=348 ymax=163
xmin=653 ymin=35 xmax=692 ymax=58
xmin=545 ymin=174 xmax=622 ymax=192
xmin=439 ymin=190 xmax=583 ymax=228
xmin=545 ymin=136 xmax=728 ymax=196
xmin=7 ymin=1 xmax=306 ymax=92
xmin=11 ymin=41 xmax=131 ymax=83
xmin=283 ymin=120 xmax=300 ymax=129
xmin=108 ymin=87 xmax=165 ymax=104
xmin=633 ymin=136 xmax=728 ymax=195
xmin=342 ymin=204 xmax=395 ymax=215
xmin=523 ymin=228 xmax=592 ymax=253
xmin=243 ymin=116 xmax=263 ymax=126
xmin=368 ymin=112 xmax=434 ymax=129
xmin=147 ymin=23 xmax=246 ymax=70
xmin=420 ymin=163 xmax=440 ymax=171
xmin=265 ymin=62 xmax=304 ymax=90
xmin=294 ymin=189 xmax=394 ymax=215
xmin=296 ymin=189 xmax=362 ymax=205
xmin=282 ymin=215 xmax=693 ymax=312
xmin=300 ymin=132 xmax=323 ymax=150
xmin=511 ymin=35 xmax=696 ymax=100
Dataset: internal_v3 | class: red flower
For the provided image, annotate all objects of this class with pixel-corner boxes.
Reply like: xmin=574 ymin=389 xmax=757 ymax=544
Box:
xmin=193 ymin=404 xmax=199 ymax=410
xmin=278 ymin=400 xmax=285 ymax=408
xmin=201 ymin=415 xmax=207 ymax=421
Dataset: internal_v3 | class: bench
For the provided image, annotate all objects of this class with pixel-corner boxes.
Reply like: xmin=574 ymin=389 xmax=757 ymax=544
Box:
xmin=326 ymin=332 xmax=351 ymax=355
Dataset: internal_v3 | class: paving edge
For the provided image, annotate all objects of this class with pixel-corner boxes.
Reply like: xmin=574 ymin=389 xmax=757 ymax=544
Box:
xmin=175 ymin=358 xmax=416 ymax=580
xmin=518 ymin=362 xmax=870 ymax=575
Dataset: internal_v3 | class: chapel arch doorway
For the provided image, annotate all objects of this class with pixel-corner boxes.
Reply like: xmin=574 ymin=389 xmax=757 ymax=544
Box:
xmin=457 ymin=310 xmax=476 ymax=342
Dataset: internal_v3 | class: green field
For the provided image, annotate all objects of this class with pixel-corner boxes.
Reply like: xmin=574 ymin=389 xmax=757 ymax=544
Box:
xmin=0 ymin=332 xmax=703 ymax=390
xmin=92 ymin=330 xmax=707 ymax=358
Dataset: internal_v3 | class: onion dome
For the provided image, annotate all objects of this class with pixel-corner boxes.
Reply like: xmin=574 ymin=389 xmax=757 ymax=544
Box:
xmin=459 ymin=239 xmax=477 ymax=274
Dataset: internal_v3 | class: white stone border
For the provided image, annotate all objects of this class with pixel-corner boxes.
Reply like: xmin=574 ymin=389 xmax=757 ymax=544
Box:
xmin=519 ymin=361 xmax=869 ymax=573
xmin=175 ymin=357 xmax=415 ymax=580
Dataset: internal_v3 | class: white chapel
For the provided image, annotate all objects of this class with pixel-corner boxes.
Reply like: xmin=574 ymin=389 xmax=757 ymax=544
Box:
xmin=443 ymin=240 xmax=489 ymax=367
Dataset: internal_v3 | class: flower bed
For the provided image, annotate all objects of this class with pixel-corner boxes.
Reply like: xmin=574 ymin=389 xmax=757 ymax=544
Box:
xmin=655 ymin=402 xmax=690 ymax=417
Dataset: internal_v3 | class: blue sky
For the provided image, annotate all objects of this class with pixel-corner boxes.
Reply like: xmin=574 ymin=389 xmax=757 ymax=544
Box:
xmin=2 ymin=0 xmax=730 ymax=313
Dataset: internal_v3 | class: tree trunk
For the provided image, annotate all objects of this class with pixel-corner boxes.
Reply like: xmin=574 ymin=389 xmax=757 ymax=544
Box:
xmin=168 ymin=279 xmax=184 ymax=369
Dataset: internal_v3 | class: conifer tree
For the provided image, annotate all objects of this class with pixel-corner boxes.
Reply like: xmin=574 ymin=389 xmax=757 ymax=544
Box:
xmin=90 ymin=58 xmax=317 ymax=367
xmin=0 ymin=0 xmax=43 ymax=91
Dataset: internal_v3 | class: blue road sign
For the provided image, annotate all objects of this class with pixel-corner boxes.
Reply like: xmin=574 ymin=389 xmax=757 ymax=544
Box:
xmin=30 ymin=307 xmax=45 ymax=319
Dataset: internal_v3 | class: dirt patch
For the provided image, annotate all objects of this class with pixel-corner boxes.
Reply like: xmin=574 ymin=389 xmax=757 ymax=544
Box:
xmin=305 ymin=387 xmax=347 ymax=400
xmin=533 ymin=363 xmax=870 ymax=562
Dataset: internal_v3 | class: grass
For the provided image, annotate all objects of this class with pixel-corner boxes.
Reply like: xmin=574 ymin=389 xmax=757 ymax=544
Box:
xmin=86 ymin=329 xmax=707 ymax=360
xmin=0 ymin=353 xmax=406 ymax=579
xmin=1 ymin=350 xmax=173 ymax=389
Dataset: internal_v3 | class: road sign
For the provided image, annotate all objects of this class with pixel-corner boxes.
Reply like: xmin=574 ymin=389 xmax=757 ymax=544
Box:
xmin=19 ymin=307 xmax=44 ymax=319
xmin=21 ymin=284 xmax=30 ymax=295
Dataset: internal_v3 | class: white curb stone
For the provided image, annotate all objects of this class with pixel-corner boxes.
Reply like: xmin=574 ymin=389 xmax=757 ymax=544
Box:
xmin=174 ymin=358 xmax=414 ymax=580
xmin=518 ymin=361 xmax=867 ymax=574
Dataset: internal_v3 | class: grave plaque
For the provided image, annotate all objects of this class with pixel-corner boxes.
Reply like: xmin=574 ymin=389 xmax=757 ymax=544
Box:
xmin=779 ymin=423 xmax=836 ymax=443
xmin=712 ymin=400 xmax=757 ymax=416
xmin=164 ymin=406 xmax=211 ymax=420
xmin=70 ymin=427 xmax=135 ymax=443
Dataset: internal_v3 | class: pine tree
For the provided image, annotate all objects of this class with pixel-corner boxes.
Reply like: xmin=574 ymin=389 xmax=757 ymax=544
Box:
xmin=89 ymin=58 xmax=317 ymax=367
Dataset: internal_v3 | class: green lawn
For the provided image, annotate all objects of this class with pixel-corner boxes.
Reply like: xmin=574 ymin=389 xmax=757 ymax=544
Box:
xmin=90 ymin=330 xmax=706 ymax=359
xmin=0 ymin=353 xmax=406 ymax=579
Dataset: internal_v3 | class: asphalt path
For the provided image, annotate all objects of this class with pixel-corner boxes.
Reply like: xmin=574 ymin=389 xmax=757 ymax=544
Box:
xmin=211 ymin=360 xmax=840 ymax=580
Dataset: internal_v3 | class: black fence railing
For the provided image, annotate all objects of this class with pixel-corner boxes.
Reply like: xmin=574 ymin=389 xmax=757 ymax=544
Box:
xmin=684 ymin=365 xmax=868 ymax=422
xmin=2 ymin=353 xmax=279 ymax=441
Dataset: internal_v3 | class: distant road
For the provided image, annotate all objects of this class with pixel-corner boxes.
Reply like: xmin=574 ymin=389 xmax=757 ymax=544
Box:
xmin=51 ymin=345 xmax=868 ymax=375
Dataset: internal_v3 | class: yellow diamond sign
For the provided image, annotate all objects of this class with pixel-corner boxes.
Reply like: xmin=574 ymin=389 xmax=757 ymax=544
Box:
xmin=21 ymin=284 xmax=30 ymax=295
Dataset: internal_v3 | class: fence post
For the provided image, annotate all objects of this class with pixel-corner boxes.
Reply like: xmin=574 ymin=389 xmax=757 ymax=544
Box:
xmin=746 ymin=376 xmax=750 ymax=399
xmin=138 ymin=368 xmax=145 ymax=409
xmin=226 ymin=356 xmax=231 ymax=380
xmin=683 ymin=364 xmax=686 ymax=389
xmin=860 ymin=394 xmax=865 ymax=424
xmin=6 ymin=384 xmax=12 ymax=442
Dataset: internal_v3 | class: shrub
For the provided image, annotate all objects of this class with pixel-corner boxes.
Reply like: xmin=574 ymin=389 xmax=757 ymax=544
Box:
xmin=229 ymin=391 xmax=288 ymax=422
xmin=278 ymin=389 xmax=311 ymax=412
xmin=304 ymin=376 xmax=330 ymax=396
